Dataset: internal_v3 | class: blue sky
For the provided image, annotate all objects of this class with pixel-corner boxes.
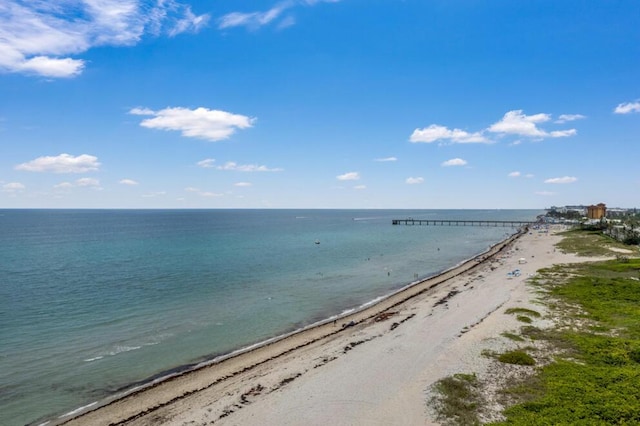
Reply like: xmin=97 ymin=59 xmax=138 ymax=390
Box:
xmin=1 ymin=0 xmax=639 ymax=209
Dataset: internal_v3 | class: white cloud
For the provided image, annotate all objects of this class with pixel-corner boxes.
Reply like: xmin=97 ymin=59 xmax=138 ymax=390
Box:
xmin=441 ymin=158 xmax=467 ymax=167
xmin=199 ymin=191 xmax=223 ymax=197
xmin=0 ymin=1 xmax=209 ymax=78
xmin=410 ymin=124 xmax=488 ymax=144
xmin=614 ymin=101 xmax=640 ymax=114
xmin=184 ymin=187 xmax=222 ymax=197
xmin=508 ymin=171 xmax=534 ymax=178
xmin=374 ymin=157 xmax=397 ymax=162
xmin=15 ymin=153 xmax=100 ymax=173
xmin=142 ymin=191 xmax=166 ymax=198
xmin=353 ymin=185 xmax=366 ymax=190
xmin=488 ymin=110 xmax=576 ymax=139
xmin=337 ymin=172 xmax=360 ymax=181
xmin=54 ymin=182 xmax=74 ymax=189
xmin=544 ymin=176 xmax=578 ymax=184
xmin=406 ymin=177 xmax=424 ymax=184
xmin=549 ymin=129 xmax=577 ymax=138
xmin=131 ymin=107 xmax=255 ymax=141
xmin=54 ymin=178 xmax=101 ymax=189
xmin=555 ymin=114 xmax=586 ymax=123
xmin=197 ymin=158 xmax=216 ymax=168
xmin=119 ymin=178 xmax=138 ymax=185
xmin=234 ymin=182 xmax=252 ymax=187
xmin=216 ymin=162 xmax=283 ymax=172
xmin=75 ymin=177 xmax=100 ymax=187
xmin=218 ymin=0 xmax=338 ymax=31
xmin=2 ymin=182 xmax=25 ymax=192
xmin=218 ymin=4 xmax=287 ymax=30
xmin=488 ymin=110 xmax=549 ymax=137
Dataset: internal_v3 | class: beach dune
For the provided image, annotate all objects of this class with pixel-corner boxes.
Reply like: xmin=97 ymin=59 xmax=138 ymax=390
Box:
xmin=61 ymin=227 xmax=582 ymax=425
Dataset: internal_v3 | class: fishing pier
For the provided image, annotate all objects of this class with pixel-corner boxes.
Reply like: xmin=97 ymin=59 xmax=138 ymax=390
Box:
xmin=392 ymin=219 xmax=536 ymax=227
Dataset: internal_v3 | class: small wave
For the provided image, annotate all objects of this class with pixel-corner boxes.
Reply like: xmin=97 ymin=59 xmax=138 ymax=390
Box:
xmin=109 ymin=345 xmax=142 ymax=356
xmin=338 ymin=307 xmax=356 ymax=317
xmin=59 ymin=401 xmax=97 ymax=418
xmin=83 ymin=356 xmax=104 ymax=362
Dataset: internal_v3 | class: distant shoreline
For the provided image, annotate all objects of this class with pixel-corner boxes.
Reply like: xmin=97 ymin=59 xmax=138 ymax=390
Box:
xmin=57 ymin=227 xmax=525 ymax=425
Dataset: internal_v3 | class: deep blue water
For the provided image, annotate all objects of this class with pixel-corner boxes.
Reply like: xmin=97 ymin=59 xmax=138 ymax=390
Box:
xmin=0 ymin=209 xmax=540 ymax=425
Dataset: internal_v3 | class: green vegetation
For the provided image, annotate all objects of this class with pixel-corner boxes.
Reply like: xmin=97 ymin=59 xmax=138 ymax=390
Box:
xmin=498 ymin=350 xmax=535 ymax=366
xmin=505 ymin=308 xmax=541 ymax=318
xmin=515 ymin=315 xmax=532 ymax=324
xmin=430 ymin=373 xmax=482 ymax=426
xmin=556 ymin=228 xmax=632 ymax=257
xmin=432 ymin=229 xmax=640 ymax=425
xmin=501 ymin=332 xmax=525 ymax=342
xmin=490 ymin=252 xmax=640 ymax=424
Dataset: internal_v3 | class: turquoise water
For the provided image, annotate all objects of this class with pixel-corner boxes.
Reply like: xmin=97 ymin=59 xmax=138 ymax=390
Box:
xmin=0 ymin=209 xmax=540 ymax=425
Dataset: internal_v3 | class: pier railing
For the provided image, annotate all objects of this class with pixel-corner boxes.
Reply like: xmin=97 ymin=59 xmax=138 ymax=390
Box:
xmin=392 ymin=219 xmax=536 ymax=227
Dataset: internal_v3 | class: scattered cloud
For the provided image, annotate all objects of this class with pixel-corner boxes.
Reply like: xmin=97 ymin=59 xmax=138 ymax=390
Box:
xmin=76 ymin=177 xmax=100 ymax=187
xmin=216 ymin=162 xmax=283 ymax=172
xmin=544 ymin=176 xmax=578 ymax=184
xmin=199 ymin=191 xmax=223 ymax=197
xmin=508 ymin=171 xmax=534 ymax=178
xmin=441 ymin=158 xmax=467 ymax=167
xmin=0 ymin=1 xmax=209 ymax=78
xmin=54 ymin=178 xmax=101 ymax=189
xmin=488 ymin=110 xmax=576 ymax=139
xmin=218 ymin=0 xmax=339 ymax=31
xmin=549 ymin=129 xmax=577 ymax=137
xmin=184 ymin=187 xmax=223 ymax=197
xmin=54 ymin=182 xmax=74 ymax=189
xmin=2 ymin=182 xmax=25 ymax=192
xmin=337 ymin=172 xmax=360 ymax=181
xmin=488 ymin=110 xmax=549 ymax=137
xmin=555 ymin=114 xmax=586 ymax=123
xmin=218 ymin=4 xmax=288 ymax=30
xmin=406 ymin=177 xmax=424 ymax=184
xmin=197 ymin=158 xmax=216 ymax=168
xmin=15 ymin=154 xmax=100 ymax=173
xmin=353 ymin=185 xmax=367 ymax=190
xmin=119 ymin=179 xmax=139 ymax=185
xmin=410 ymin=125 xmax=488 ymax=144
xmin=614 ymin=101 xmax=640 ymax=114
xmin=410 ymin=109 xmax=578 ymax=145
xmin=374 ymin=157 xmax=398 ymax=162
xmin=234 ymin=182 xmax=252 ymax=187
xmin=142 ymin=191 xmax=167 ymax=198
xmin=131 ymin=107 xmax=255 ymax=142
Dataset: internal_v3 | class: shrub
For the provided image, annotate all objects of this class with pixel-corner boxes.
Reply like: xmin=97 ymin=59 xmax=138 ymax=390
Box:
xmin=498 ymin=350 xmax=536 ymax=366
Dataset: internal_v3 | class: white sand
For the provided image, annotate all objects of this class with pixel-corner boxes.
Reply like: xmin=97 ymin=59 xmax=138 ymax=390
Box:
xmin=62 ymin=226 xmax=596 ymax=426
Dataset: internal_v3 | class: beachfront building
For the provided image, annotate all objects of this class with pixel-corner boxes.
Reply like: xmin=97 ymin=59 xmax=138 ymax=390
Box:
xmin=587 ymin=203 xmax=607 ymax=220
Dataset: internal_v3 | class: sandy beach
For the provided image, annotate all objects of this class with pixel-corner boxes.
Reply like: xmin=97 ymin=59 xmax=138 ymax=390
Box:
xmin=60 ymin=226 xmax=588 ymax=426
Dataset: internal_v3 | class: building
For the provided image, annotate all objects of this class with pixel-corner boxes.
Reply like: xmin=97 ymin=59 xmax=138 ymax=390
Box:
xmin=587 ymin=203 xmax=606 ymax=220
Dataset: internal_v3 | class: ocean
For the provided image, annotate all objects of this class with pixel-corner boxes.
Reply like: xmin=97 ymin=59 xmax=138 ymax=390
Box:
xmin=0 ymin=209 xmax=540 ymax=425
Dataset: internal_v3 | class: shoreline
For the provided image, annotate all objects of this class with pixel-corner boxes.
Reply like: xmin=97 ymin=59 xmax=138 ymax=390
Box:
xmin=56 ymin=228 xmax=525 ymax=425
